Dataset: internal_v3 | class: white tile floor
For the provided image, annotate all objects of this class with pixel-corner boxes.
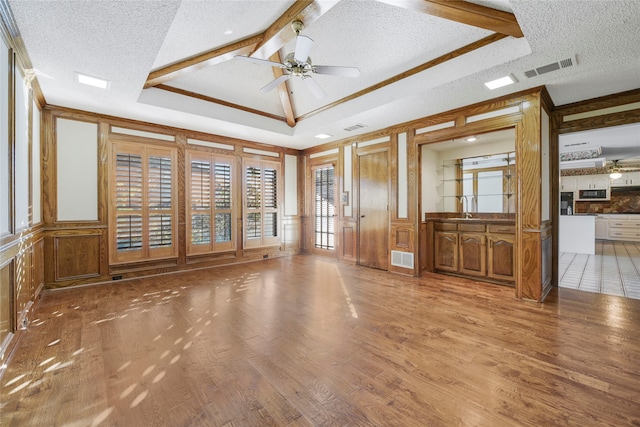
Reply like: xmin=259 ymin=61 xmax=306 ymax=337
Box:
xmin=559 ymin=241 xmax=640 ymax=300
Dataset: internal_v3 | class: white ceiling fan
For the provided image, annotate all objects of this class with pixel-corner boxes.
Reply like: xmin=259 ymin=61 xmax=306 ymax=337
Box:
xmin=235 ymin=20 xmax=360 ymax=99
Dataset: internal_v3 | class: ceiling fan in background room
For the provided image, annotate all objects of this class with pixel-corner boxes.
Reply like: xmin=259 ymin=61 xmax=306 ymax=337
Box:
xmin=608 ymin=159 xmax=639 ymax=179
xmin=235 ymin=20 xmax=360 ymax=99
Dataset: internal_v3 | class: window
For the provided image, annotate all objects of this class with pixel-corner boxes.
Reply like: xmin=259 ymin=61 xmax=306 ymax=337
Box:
xmin=186 ymin=151 xmax=235 ymax=255
xmin=314 ymin=165 xmax=335 ymax=250
xmin=109 ymin=142 xmax=177 ymax=264
xmin=460 ymin=152 xmax=515 ymax=213
xmin=244 ymin=160 xmax=280 ymax=247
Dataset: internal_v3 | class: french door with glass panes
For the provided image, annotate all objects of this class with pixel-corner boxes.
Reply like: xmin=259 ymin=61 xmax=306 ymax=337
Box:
xmin=312 ymin=164 xmax=336 ymax=254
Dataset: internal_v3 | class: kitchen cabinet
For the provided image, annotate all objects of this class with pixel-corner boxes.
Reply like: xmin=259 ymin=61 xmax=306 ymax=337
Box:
xmin=431 ymin=220 xmax=515 ymax=285
xmin=607 ymin=215 xmax=640 ymax=241
xmin=595 ymin=216 xmax=608 ymax=239
xmin=611 ymin=172 xmax=640 ymax=187
xmin=560 ymin=176 xmax=578 ymax=191
xmin=576 ymin=174 xmax=609 ymax=190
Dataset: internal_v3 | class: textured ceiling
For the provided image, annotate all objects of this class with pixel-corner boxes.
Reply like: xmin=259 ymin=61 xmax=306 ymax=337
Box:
xmin=7 ymin=0 xmax=640 ymax=149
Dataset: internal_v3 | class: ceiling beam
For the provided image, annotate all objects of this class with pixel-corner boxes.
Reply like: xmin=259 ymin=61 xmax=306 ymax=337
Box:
xmin=270 ymin=51 xmax=296 ymax=127
xmin=297 ymin=33 xmax=508 ymax=121
xmin=250 ymin=0 xmax=340 ymax=60
xmin=376 ymin=0 xmax=524 ymax=38
xmin=144 ymin=34 xmax=263 ymax=88
xmin=155 ymin=84 xmax=287 ymax=123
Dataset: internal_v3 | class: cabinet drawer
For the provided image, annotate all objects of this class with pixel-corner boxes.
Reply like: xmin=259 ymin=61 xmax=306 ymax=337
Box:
xmin=459 ymin=223 xmax=485 ymax=232
xmin=488 ymin=224 xmax=515 ymax=234
xmin=435 ymin=222 xmax=457 ymax=231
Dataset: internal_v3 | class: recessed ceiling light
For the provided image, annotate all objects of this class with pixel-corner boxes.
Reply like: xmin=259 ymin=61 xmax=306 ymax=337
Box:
xmin=484 ymin=75 xmax=516 ymax=90
xmin=315 ymin=133 xmax=332 ymax=139
xmin=75 ymin=72 xmax=110 ymax=89
xmin=466 ymin=136 xmax=477 ymax=142
xmin=224 ymin=29 xmax=233 ymax=35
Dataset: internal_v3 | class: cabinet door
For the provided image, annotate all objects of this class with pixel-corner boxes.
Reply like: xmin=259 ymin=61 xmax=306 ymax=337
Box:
xmin=576 ymin=176 xmax=592 ymax=190
xmin=561 ymin=176 xmax=578 ymax=191
xmin=459 ymin=233 xmax=486 ymax=277
xmin=487 ymin=234 xmax=515 ymax=282
xmin=591 ymin=175 xmax=609 ymax=189
xmin=620 ymin=172 xmax=640 ymax=186
xmin=434 ymin=231 xmax=458 ymax=272
xmin=595 ymin=219 xmax=607 ymax=239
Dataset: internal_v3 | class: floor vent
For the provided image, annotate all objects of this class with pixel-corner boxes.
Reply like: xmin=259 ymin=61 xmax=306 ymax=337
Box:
xmin=391 ymin=250 xmax=414 ymax=269
xmin=524 ymin=55 xmax=576 ymax=78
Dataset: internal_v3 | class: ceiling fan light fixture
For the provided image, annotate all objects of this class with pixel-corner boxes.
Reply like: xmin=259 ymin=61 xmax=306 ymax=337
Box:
xmin=610 ymin=171 xmax=622 ymax=179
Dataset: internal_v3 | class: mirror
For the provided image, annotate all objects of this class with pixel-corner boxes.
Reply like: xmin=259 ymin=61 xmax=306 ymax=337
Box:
xmin=421 ymin=128 xmax=516 ymax=215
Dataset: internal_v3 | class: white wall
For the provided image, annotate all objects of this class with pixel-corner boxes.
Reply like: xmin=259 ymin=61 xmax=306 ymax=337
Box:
xmin=32 ymin=101 xmax=41 ymax=224
xmin=14 ymin=68 xmax=29 ymax=231
xmin=421 ymin=145 xmax=439 ymax=216
xmin=0 ymin=38 xmax=9 ymax=234
xmin=284 ymin=154 xmax=297 ymax=216
xmin=56 ymin=118 xmax=98 ymax=221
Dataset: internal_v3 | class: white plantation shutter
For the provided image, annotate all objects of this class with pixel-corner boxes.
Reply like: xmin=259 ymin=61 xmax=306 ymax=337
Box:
xmin=186 ymin=151 xmax=235 ymax=255
xmin=110 ymin=143 xmax=177 ymax=264
xmin=244 ymin=160 xmax=280 ymax=247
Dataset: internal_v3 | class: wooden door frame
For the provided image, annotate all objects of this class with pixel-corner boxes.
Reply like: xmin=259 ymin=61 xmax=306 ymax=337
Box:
xmin=356 ymin=146 xmax=390 ymax=269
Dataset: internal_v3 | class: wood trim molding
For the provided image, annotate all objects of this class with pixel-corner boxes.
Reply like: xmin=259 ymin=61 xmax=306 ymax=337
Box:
xmin=376 ymin=0 xmax=523 ymax=38
xmin=297 ymin=33 xmax=508 ymax=122
xmin=155 ymin=84 xmax=288 ymax=124
xmin=144 ymin=34 xmax=263 ymax=88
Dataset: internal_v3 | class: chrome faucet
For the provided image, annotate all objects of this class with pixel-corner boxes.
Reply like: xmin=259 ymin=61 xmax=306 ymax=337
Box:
xmin=459 ymin=195 xmax=472 ymax=218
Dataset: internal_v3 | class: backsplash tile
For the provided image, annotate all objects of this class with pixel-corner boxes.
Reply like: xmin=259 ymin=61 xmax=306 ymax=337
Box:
xmin=575 ymin=189 xmax=640 ymax=214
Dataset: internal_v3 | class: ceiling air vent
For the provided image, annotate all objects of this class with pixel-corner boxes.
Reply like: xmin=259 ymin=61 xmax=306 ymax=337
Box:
xmin=344 ymin=123 xmax=366 ymax=132
xmin=524 ymin=55 xmax=577 ymax=78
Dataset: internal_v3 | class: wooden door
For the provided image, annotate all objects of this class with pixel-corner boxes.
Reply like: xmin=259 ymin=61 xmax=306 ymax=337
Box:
xmin=358 ymin=151 xmax=389 ymax=269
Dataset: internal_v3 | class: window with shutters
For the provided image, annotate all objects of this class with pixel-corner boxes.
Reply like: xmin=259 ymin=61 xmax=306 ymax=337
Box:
xmin=186 ymin=151 xmax=235 ymax=255
xmin=314 ymin=165 xmax=335 ymax=250
xmin=109 ymin=142 xmax=177 ymax=264
xmin=244 ymin=160 xmax=280 ymax=248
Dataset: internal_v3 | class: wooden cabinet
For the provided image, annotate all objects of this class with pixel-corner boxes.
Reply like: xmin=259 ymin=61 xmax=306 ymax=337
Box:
xmin=434 ymin=231 xmax=458 ymax=272
xmin=459 ymin=233 xmax=486 ymax=276
xmin=431 ymin=220 xmax=515 ymax=285
xmin=488 ymin=234 xmax=515 ymax=281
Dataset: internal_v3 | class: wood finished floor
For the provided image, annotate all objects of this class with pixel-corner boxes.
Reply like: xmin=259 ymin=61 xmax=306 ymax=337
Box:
xmin=2 ymin=255 xmax=640 ymax=426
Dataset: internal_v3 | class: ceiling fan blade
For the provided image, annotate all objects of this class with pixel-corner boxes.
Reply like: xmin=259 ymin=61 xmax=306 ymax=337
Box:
xmin=234 ymin=55 xmax=286 ymax=68
xmin=302 ymin=76 xmax=326 ymax=99
xmin=260 ymin=74 xmax=291 ymax=93
xmin=294 ymin=35 xmax=314 ymax=63
xmin=313 ymin=65 xmax=361 ymax=77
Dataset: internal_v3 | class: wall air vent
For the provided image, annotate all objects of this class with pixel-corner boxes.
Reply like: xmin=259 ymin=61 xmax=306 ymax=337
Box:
xmin=524 ymin=55 xmax=577 ymax=78
xmin=344 ymin=123 xmax=366 ymax=132
xmin=391 ymin=250 xmax=414 ymax=269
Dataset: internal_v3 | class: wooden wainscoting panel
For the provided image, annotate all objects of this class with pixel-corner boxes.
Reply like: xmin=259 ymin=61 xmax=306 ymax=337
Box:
xmin=15 ymin=249 xmax=32 ymax=326
xmin=54 ymin=235 xmax=101 ymax=281
xmin=518 ymin=230 xmax=541 ymax=301
xmin=282 ymin=216 xmax=301 ymax=254
xmin=31 ymin=238 xmax=45 ymax=299
xmin=0 ymin=260 xmax=14 ymax=350
xmin=341 ymin=224 xmax=355 ymax=260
